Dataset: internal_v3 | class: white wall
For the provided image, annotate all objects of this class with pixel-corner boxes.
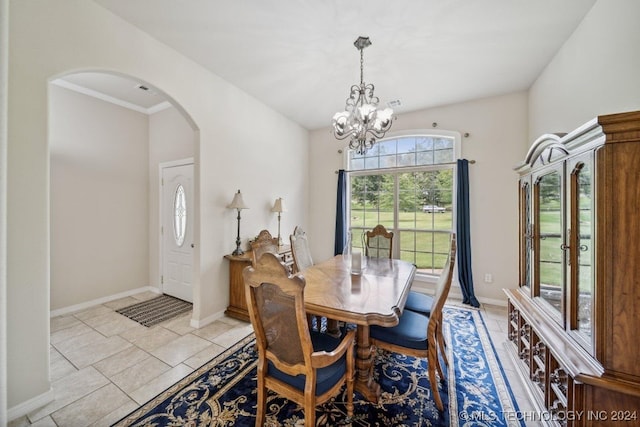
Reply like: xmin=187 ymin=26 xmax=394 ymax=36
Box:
xmin=529 ymin=0 xmax=640 ymax=139
xmin=148 ymin=106 xmax=195 ymax=289
xmin=50 ymin=84 xmax=150 ymax=310
xmin=309 ymin=92 xmax=529 ymax=304
xmin=1 ymin=0 xmax=8 ymax=422
xmin=7 ymin=0 xmax=308 ymax=414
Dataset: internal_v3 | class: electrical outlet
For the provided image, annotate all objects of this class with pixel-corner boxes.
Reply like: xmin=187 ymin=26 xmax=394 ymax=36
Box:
xmin=484 ymin=273 xmax=493 ymax=283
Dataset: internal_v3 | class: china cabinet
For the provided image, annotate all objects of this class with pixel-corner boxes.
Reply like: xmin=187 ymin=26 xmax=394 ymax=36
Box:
xmin=506 ymin=111 xmax=640 ymax=426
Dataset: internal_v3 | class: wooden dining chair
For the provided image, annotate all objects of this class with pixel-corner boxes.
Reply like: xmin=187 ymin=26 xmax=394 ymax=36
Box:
xmin=364 ymin=224 xmax=449 ymax=365
xmin=369 ymin=234 xmax=456 ymax=411
xmin=243 ymin=253 xmax=355 ymax=426
xmin=364 ymin=224 xmax=393 ymax=258
xmin=290 ymin=226 xmax=341 ymax=336
xmin=250 ymin=229 xmax=279 ymax=266
xmin=289 ymin=225 xmax=314 ymax=273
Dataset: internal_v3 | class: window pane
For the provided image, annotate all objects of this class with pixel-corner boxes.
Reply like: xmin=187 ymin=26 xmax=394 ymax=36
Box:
xmin=397 ymin=153 xmax=415 ymax=167
xmin=435 ymin=137 xmax=453 ymax=149
xmin=417 ymin=151 xmax=434 ymax=165
xmin=397 ymin=138 xmax=416 ymax=154
xmin=416 ymin=137 xmax=434 ymax=151
xmin=350 ymin=150 xmax=364 ymax=160
xmin=380 ymin=154 xmax=397 ymax=168
xmin=434 ymin=148 xmax=453 ymax=164
xmin=347 ymin=134 xmax=456 ymax=277
xmin=348 ymin=135 xmax=455 ymax=171
xmin=350 ymin=158 xmax=365 ymax=170
xmin=173 ymin=184 xmax=187 ymax=247
xmin=364 ymin=156 xmax=379 ymax=170
xmin=402 ymin=230 xmax=451 ymax=267
xmin=400 ymin=229 xmax=420 ymax=267
xmin=368 ymin=142 xmax=382 ymax=156
xmin=418 ymin=169 xmax=453 ymax=230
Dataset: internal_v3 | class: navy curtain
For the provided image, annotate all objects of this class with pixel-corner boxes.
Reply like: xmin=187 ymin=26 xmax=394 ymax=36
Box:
xmin=456 ymin=159 xmax=480 ymax=308
xmin=334 ymin=169 xmax=347 ymax=256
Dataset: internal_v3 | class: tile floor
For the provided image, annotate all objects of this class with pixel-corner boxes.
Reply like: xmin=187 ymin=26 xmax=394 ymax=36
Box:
xmin=9 ymin=292 xmax=542 ymax=427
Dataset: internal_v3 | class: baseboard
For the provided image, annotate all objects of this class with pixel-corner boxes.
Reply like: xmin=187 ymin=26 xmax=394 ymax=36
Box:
xmin=7 ymin=387 xmax=54 ymax=422
xmin=190 ymin=308 xmax=227 ymax=329
xmin=50 ymin=286 xmax=161 ymax=317
xmin=410 ymin=281 xmax=508 ymax=308
xmin=476 ymin=296 xmax=508 ymax=307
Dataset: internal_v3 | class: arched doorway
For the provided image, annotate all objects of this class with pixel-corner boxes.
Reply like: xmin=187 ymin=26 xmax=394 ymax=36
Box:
xmin=48 ymin=70 xmax=200 ymax=313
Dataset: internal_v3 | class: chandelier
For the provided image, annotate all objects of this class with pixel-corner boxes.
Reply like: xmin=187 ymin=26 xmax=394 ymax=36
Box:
xmin=332 ymin=36 xmax=394 ymax=155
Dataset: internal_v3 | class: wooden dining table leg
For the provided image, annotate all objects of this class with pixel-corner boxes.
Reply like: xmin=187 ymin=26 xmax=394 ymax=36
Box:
xmin=354 ymin=325 xmax=381 ymax=402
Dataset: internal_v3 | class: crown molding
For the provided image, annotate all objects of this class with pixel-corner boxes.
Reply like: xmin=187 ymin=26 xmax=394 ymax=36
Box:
xmin=51 ymin=79 xmax=170 ymax=115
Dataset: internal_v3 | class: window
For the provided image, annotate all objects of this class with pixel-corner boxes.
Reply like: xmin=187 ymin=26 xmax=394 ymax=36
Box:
xmin=173 ymin=184 xmax=187 ymax=247
xmin=347 ymin=133 xmax=458 ymax=276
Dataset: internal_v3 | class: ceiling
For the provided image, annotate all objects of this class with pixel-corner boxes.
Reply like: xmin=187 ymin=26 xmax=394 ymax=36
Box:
xmin=74 ymin=0 xmax=596 ymax=129
xmin=54 ymin=72 xmax=170 ymax=113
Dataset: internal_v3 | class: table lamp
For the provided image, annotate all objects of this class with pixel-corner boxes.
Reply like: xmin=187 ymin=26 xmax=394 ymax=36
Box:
xmin=271 ymin=197 xmax=287 ymax=247
xmin=227 ymin=190 xmax=249 ymax=255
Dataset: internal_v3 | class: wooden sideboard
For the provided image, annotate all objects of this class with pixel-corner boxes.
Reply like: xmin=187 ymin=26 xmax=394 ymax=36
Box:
xmin=223 ymin=245 xmax=293 ymax=321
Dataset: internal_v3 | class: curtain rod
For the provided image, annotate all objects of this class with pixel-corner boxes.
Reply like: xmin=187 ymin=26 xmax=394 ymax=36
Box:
xmin=335 ymin=159 xmax=475 ymax=174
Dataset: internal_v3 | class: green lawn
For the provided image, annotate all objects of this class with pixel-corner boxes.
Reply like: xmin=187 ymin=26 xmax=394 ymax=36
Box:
xmin=538 ymin=208 xmax=593 ymax=301
xmin=349 ymin=208 xmax=452 ymax=273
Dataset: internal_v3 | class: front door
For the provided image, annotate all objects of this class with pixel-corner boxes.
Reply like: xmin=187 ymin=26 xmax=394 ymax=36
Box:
xmin=161 ymin=162 xmax=194 ymax=302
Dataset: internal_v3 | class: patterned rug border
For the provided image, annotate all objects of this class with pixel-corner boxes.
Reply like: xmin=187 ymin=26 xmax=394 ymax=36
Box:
xmin=445 ymin=307 xmax=523 ymax=427
xmin=113 ymin=306 xmax=524 ymax=426
xmin=113 ymin=332 xmax=256 ymax=426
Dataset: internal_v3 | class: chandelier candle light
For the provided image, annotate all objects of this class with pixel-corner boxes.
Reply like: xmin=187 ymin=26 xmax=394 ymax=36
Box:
xmin=332 ymin=36 xmax=394 ymax=155
xmin=227 ymin=190 xmax=249 ymax=256
xmin=271 ymin=197 xmax=287 ymax=247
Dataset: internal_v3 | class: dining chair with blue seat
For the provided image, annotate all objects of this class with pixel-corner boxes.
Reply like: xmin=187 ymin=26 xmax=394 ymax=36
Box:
xmin=243 ymin=252 xmax=355 ymax=426
xmin=369 ymin=234 xmax=456 ymax=411
xmin=365 ymin=224 xmax=450 ymax=366
xmin=404 ymin=291 xmax=434 ymax=316
xmin=364 ymin=224 xmax=434 ymax=314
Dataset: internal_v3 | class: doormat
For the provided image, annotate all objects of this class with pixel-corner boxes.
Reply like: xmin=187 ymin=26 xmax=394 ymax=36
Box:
xmin=116 ymin=294 xmax=192 ymax=327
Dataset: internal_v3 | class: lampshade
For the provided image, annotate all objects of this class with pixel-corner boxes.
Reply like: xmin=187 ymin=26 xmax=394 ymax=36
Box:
xmin=271 ymin=197 xmax=287 ymax=213
xmin=227 ymin=190 xmax=249 ymax=210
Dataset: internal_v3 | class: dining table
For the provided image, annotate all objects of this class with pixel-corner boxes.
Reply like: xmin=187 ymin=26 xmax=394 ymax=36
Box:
xmin=299 ymin=255 xmax=416 ymax=403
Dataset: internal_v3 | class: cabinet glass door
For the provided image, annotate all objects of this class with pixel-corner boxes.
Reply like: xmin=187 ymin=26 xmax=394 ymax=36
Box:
xmin=534 ymin=166 xmax=564 ymax=321
xmin=519 ymin=177 xmax=533 ymax=291
xmin=568 ymin=154 xmax=593 ymax=347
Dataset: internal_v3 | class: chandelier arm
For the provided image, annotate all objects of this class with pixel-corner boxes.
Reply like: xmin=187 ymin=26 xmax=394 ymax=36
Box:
xmin=361 ymin=84 xmax=380 ymax=105
xmin=333 ymin=131 xmax=355 ymax=141
xmin=349 ymin=138 xmax=375 ymax=155
xmin=366 ymin=128 xmax=391 ymax=139
xmin=344 ymin=85 xmax=362 ymax=110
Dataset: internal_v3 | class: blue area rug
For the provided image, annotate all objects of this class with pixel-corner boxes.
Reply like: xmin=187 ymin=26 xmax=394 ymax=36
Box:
xmin=113 ymin=306 xmax=524 ymax=426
